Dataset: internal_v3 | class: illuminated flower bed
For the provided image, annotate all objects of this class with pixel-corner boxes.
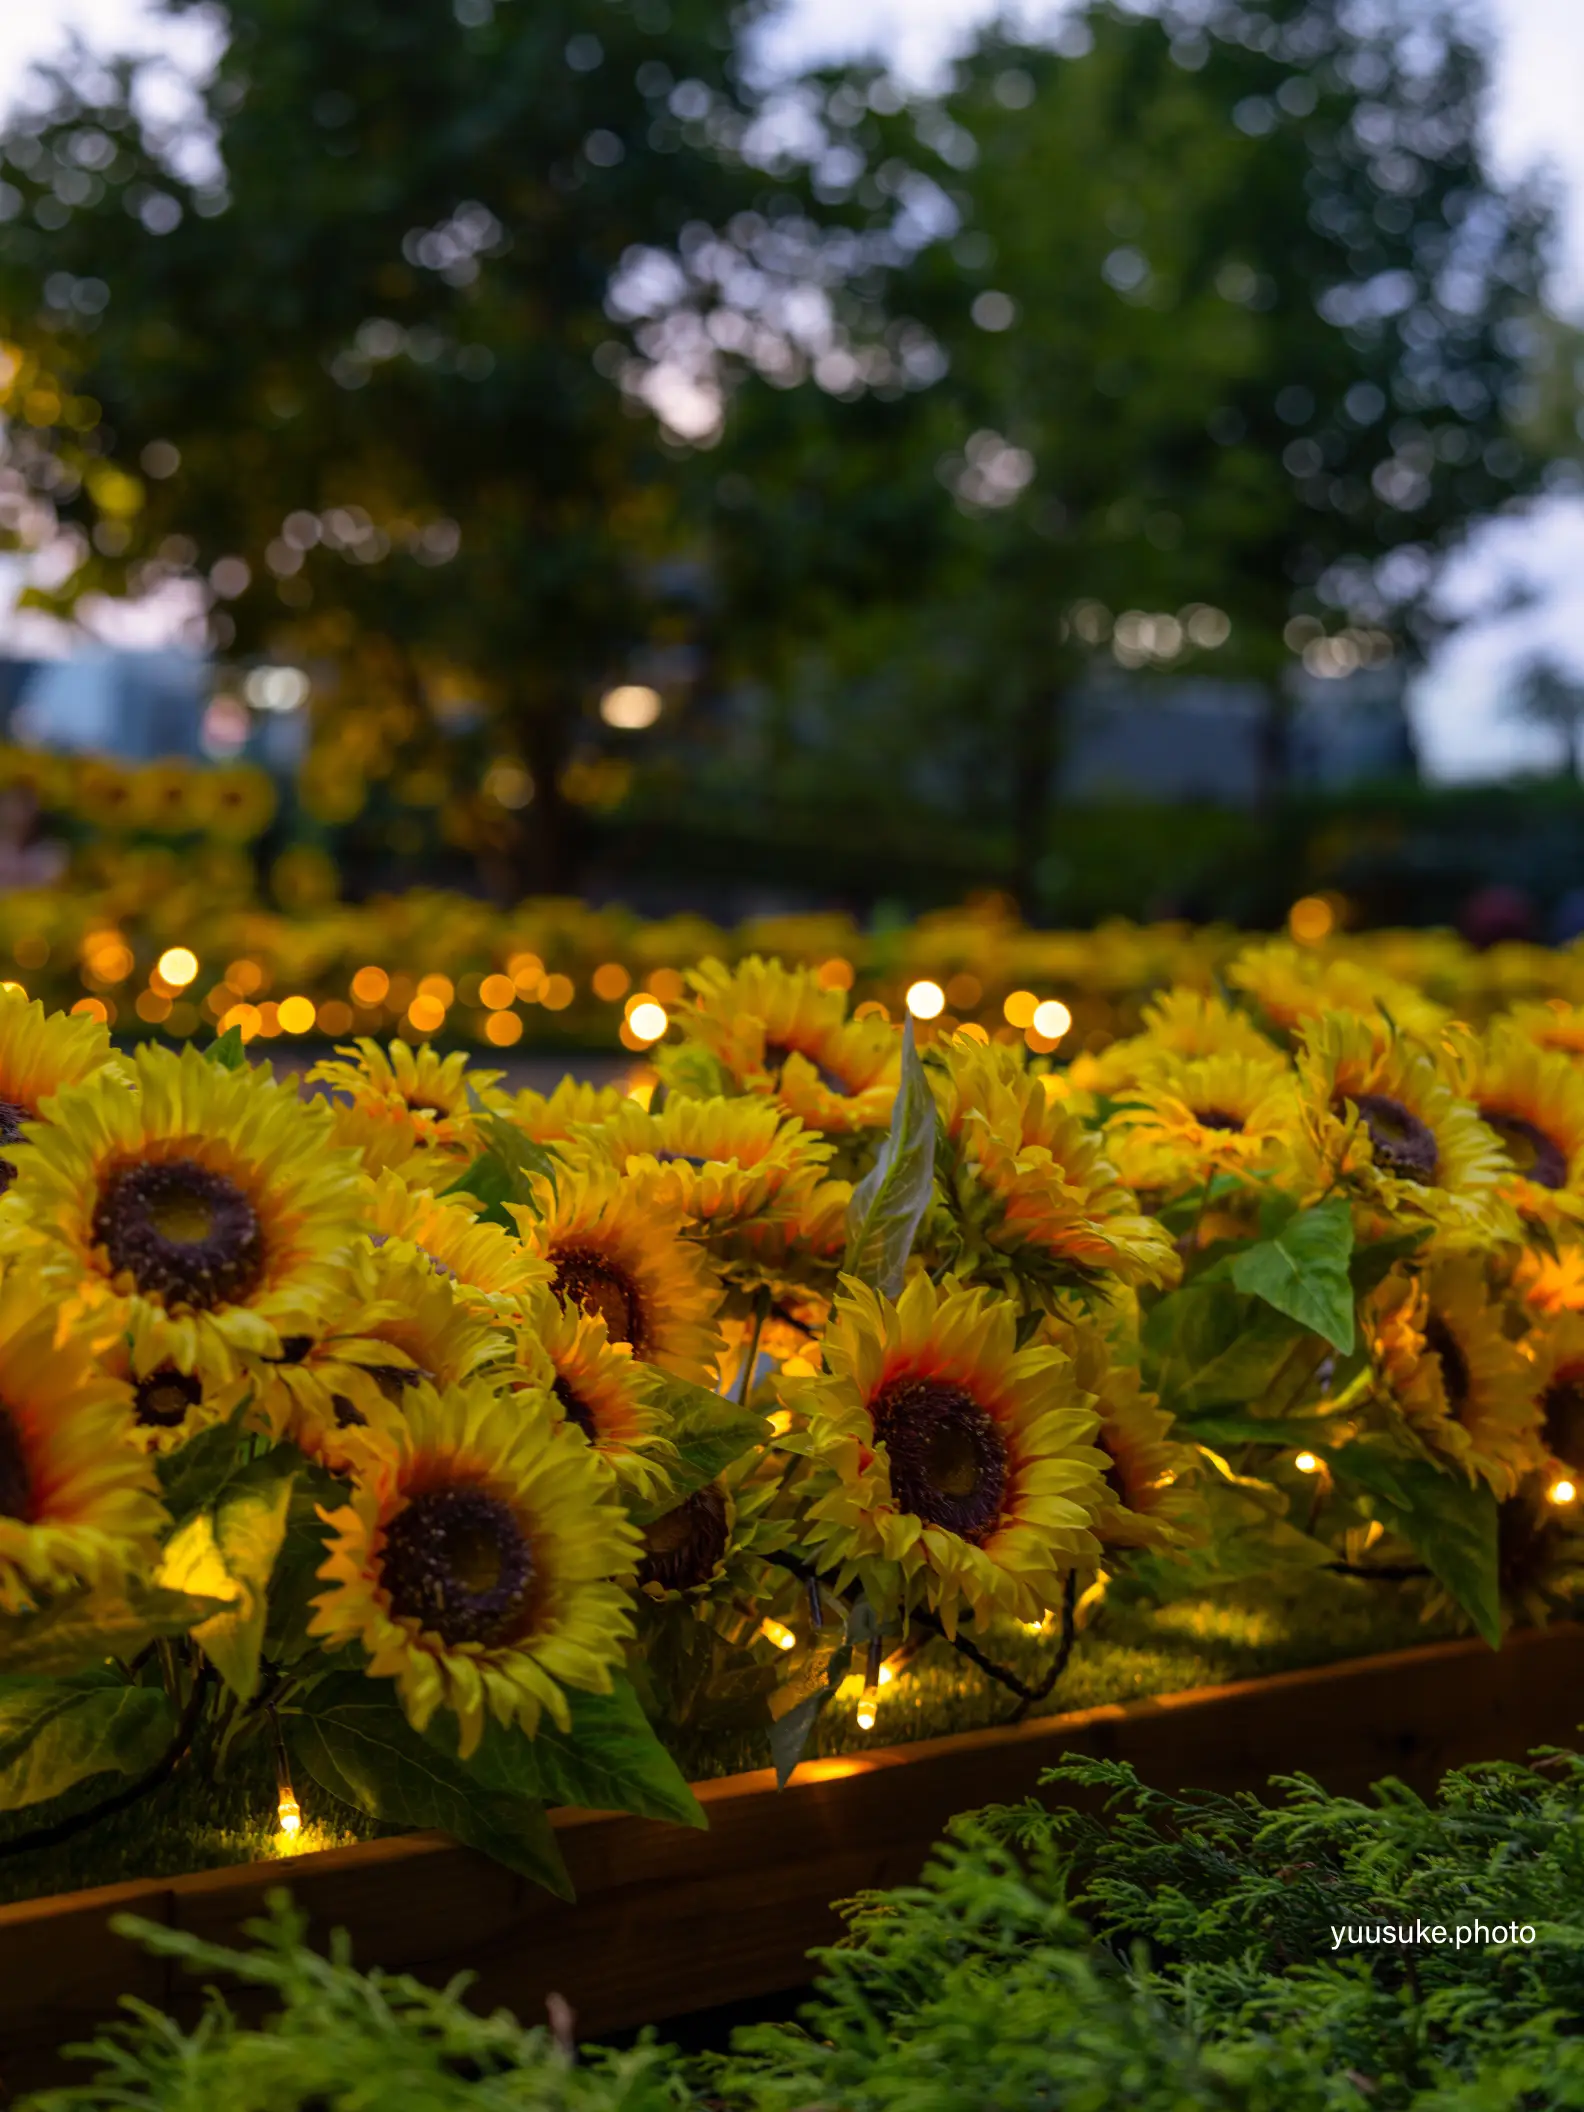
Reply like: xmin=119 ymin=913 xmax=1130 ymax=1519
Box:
xmin=0 ymin=942 xmax=1579 ymax=1909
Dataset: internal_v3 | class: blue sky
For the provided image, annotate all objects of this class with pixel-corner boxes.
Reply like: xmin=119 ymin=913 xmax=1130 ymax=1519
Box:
xmin=1 ymin=0 xmax=1581 ymax=781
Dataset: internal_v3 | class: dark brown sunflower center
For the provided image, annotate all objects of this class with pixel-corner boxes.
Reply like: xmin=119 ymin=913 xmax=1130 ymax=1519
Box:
xmin=1482 ymin=1109 xmax=1567 ymax=1191
xmin=364 ymin=1360 xmax=429 ymax=1407
xmin=870 ymin=1376 xmax=1009 ymax=1544
xmin=0 ymin=1408 xmax=28 ymax=1520
xmin=329 ymin=1392 xmax=367 ymax=1429
xmin=94 ymin=1158 xmax=265 ymax=1312
xmin=637 ymin=1482 xmax=728 ymax=1592
xmin=1424 ymin=1314 xmax=1471 ymax=1415
xmin=405 ymin=1095 xmax=450 ymax=1117
xmin=0 ymin=1098 xmax=31 ymax=1194
xmin=551 ymin=1245 xmax=643 ymax=1352
xmin=1344 ymin=1092 xmax=1439 ymax=1185
xmin=762 ymin=1039 xmax=852 ymax=1096
xmin=1542 ymin=1371 xmax=1584 ymax=1472
xmin=379 ymin=1484 xmax=535 ymax=1648
xmin=1194 ymin=1108 xmax=1245 ymax=1133
xmin=1100 ymin=1438 xmax=1129 ymax=1507
xmin=552 ymin=1374 xmax=597 ymax=1442
xmin=134 ymin=1366 xmax=203 ymax=1429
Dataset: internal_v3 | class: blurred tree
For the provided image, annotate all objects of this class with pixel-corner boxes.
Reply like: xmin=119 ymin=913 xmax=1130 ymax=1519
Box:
xmin=1510 ymin=654 xmax=1584 ymax=782
xmin=0 ymin=0 xmax=937 ymax=894
xmin=691 ymin=0 xmax=1554 ymax=910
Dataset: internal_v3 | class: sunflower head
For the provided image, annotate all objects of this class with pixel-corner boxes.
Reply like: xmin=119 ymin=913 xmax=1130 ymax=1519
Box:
xmin=1229 ymin=940 xmax=1448 ymax=1041
xmin=1105 ymin=1049 xmax=1298 ymax=1200
xmin=503 ymin=1077 xmax=630 ymax=1145
xmin=1294 ymin=1011 xmax=1514 ymax=1248
xmin=928 ymin=1035 xmax=1177 ymax=1301
xmin=558 ymin=1092 xmax=834 ymax=1235
xmin=308 ymin=1378 xmax=639 ymax=1755
xmin=668 ymin=956 xmax=899 ymax=1134
xmin=5 ymin=1044 xmax=366 ymax=1389
xmin=1448 ymin=1023 xmax=1584 ymax=1230
xmin=1067 ymin=989 xmax=1277 ymax=1097
xmin=778 ymin=1273 xmax=1105 ymax=1633
xmin=0 ymin=1262 xmax=166 ymax=1610
xmin=0 ymin=989 xmax=128 ymax=1192
xmin=362 ymin=1169 xmax=554 ymax=1320
xmin=519 ymin=1287 xmax=676 ymax=1502
xmin=1042 ymin=1313 xmax=1201 ymax=1553
xmin=308 ymin=1040 xmax=505 ymax=1182
xmin=509 ymin=1166 xmax=724 ymax=1384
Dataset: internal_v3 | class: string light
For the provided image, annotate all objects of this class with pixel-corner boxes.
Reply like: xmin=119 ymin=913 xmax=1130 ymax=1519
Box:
xmin=156 ymin=946 xmax=199 ymax=989
xmin=905 ymin=980 xmax=945 ymax=1020
xmin=1549 ymin=1479 xmax=1577 ymax=1506
xmin=855 ymin=1636 xmax=883 ymax=1733
xmin=760 ymin=1616 xmax=797 ymax=1652
xmin=1294 ymin=1452 xmax=1321 ymax=1474
xmin=277 ymin=1785 xmax=303 ymax=1837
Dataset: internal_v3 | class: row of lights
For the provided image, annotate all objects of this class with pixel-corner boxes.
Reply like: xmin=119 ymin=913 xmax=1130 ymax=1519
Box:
xmin=1296 ymin=1447 xmax=1577 ymax=1509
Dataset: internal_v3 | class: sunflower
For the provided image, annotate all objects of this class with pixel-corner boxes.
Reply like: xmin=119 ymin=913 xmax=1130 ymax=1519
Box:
xmin=503 ymin=1077 xmax=630 ymax=1146
xmin=1294 ymin=1011 xmax=1514 ymax=1248
xmin=0 ymin=989 xmax=128 ymax=1192
xmin=1370 ymin=1257 xmax=1543 ymax=1498
xmin=308 ymin=1379 xmax=638 ymax=1756
xmin=518 ymin=1287 xmax=675 ymax=1502
xmin=1104 ymin=1050 xmax=1298 ymax=1200
xmin=778 ymin=1274 xmax=1106 ymax=1635
xmin=0 ymin=1267 xmax=166 ymax=1611
xmin=1493 ymin=1475 xmax=1584 ymax=1627
xmin=1042 ymin=1313 xmax=1200 ymax=1552
xmin=267 ymin=1245 xmax=509 ymax=1471
xmin=509 ymin=1166 xmax=724 ymax=1384
xmin=668 ymin=957 xmax=899 ymax=1135
xmin=1503 ymin=1000 xmax=1584 ymax=1061
xmin=5 ymin=1043 xmax=365 ymax=1389
xmin=1524 ymin=1312 xmax=1584 ymax=1492
xmin=562 ymin=1093 xmax=833 ymax=1233
xmin=1447 ymin=1024 xmax=1584 ymax=1231
xmin=105 ymin=1347 xmax=250 ymax=1456
xmin=362 ymin=1169 xmax=552 ymax=1319
xmin=929 ymin=1036 xmax=1177 ymax=1299
xmin=1229 ymin=940 xmax=1448 ymax=1040
xmin=1066 ymin=989 xmax=1277 ymax=1097
xmin=308 ymin=1040 xmax=505 ymax=1182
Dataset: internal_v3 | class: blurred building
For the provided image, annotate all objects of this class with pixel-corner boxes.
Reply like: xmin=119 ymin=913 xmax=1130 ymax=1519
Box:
xmin=0 ymin=649 xmax=208 ymax=757
xmin=1060 ymin=669 xmax=1416 ymax=804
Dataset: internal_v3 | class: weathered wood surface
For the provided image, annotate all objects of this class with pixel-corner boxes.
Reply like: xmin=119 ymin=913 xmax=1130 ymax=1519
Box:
xmin=4 ymin=1623 xmax=1582 ymax=2099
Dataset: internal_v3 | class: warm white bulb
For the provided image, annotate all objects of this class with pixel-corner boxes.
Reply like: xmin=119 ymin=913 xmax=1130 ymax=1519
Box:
xmin=1550 ymin=1478 xmax=1577 ymax=1506
xmin=906 ymin=980 xmax=945 ymax=1019
xmin=1294 ymin=1451 xmax=1321 ymax=1474
xmin=627 ymin=999 xmax=668 ymax=1043
xmin=600 ymin=684 xmax=662 ymax=730
xmin=1031 ymin=998 xmax=1072 ymax=1040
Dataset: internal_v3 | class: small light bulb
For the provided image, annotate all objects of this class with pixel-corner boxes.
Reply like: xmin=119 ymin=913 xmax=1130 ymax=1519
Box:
xmin=1294 ymin=1451 xmax=1321 ymax=1474
xmin=627 ymin=998 xmax=668 ymax=1043
xmin=905 ymin=980 xmax=945 ymax=1020
xmin=855 ymin=1683 xmax=879 ymax=1733
xmin=277 ymin=1787 xmax=302 ymax=1836
xmin=156 ymin=946 xmax=199 ymax=989
xmin=878 ymin=1661 xmax=895 ymax=1686
xmin=1030 ymin=998 xmax=1072 ymax=1040
xmin=760 ymin=1616 xmax=797 ymax=1652
xmin=1550 ymin=1478 xmax=1577 ymax=1506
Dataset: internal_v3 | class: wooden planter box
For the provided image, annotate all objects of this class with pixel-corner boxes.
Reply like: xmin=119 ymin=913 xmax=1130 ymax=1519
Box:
xmin=3 ymin=1623 xmax=1582 ymax=2099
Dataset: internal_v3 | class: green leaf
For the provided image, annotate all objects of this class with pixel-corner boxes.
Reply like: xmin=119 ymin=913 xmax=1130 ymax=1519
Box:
xmin=635 ymin=1374 xmax=768 ymax=1520
xmin=263 ymin=1463 xmax=347 ymax=1663
xmin=153 ymin=1414 xmax=253 ymax=1527
xmin=770 ymin=1687 xmax=833 ymax=1790
xmin=444 ymin=1101 xmax=560 ymax=1227
xmin=1330 ymin=1450 xmax=1500 ymax=1644
xmin=206 ymin=1024 xmax=248 ymax=1070
xmin=1179 ymin=1411 xmax=1342 ymax=1452
xmin=1145 ymin=1281 xmax=1319 ymax=1416
xmin=1350 ymin=1226 xmax=1431 ymax=1296
xmin=0 ymin=1579 xmax=238 ymax=1676
xmin=0 ymin=1673 xmax=175 ymax=1811
xmin=158 ymin=1454 xmax=297 ymax=1700
xmin=286 ymin=1673 xmax=572 ymax=1897
xmin=844 ymin=1017 xmax=936 ymax=1298
xmin=431 ymin=1672 xmax=704 ymax=1830
xmin=1230 ymin=1195 xmax=1356 ymax=1354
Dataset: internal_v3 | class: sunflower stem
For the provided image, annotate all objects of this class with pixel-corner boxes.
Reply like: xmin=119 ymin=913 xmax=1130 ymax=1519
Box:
xmin=736 ymin=1287 xmax=772 ymax=1406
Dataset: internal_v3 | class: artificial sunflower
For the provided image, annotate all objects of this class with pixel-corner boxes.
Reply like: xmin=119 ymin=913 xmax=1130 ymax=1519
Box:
xmin=105 ymin=1347 xmax=248 ymax=1456
xmin=0 ymin=1266 xmax=166 ymax=1610
xmin=1446 ymin=1023 xmax=1584 ymax=1230
xmin=503 ymin=1076 xmax=630 ymax=1145
xmin=667 ymin=957 xmax=899 ymax=1135
xmin=1228 ymin=939 xmax=1448 ymax=1041
xmin=5 ymin=1043 xmax=365 ymax=1388
xmin=1503 ymin=999 xmax=1584 ymax=1062
xmin=1524 ymin=1311 xmax=1584 ymax=1492
xmin=362 ymin=1169 xmax=552 ymax=1318
xmin=308 ymin=1040 xmax=505 ymax=1182
xmin=1043 ymin=1312 xmax=1200 ymax=1552
xmin=1104 ymin=1049 xmax=1298 ymax=1200
xmin=1294 ymin=1011 xmax=1514 ymax=1248
xmin=266 ymin=1245 xmax=509 ymax=1471
xmin=309 ymin=1378 xmax=639 ymax=1755
xmin=0 ymin=988 xmax=127 ymax=1192
xmin=778 ymin=1274 xmax=1106 ymax=1634
xmin=1066 ymin=990 xmax=1278 ymax=1098
xmin=510 ymin=1166 xmax=724 ymax=1384
xmin=518 ymin=1287 xmax=675 ymax=1502
xmin=1370 ymin=1257 xmax=1543 ymax=1498
xmin=562 ymin=1092 xmax=833 ymax=1233
xmin=929 ymin=1035 xmax=1177 ymax=1299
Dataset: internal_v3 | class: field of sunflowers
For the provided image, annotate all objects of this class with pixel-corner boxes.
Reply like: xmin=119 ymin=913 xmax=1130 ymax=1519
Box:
xmin=0 ymin=929 xmax=1581 ymax=1896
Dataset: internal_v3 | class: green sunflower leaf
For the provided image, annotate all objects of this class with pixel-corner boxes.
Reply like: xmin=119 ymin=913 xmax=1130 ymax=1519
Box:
xmin=1331 ymin=1450 xmax=1501 ymax=1646
xmin=844 ymin=1017 xmax=936 ymax=1300
xmin=159 ymin=1454 xmax=297 ymax=1701
xmin=287 ymin=1673 xmax=572 ymax=1897
xmin=0 ymin=1579 xmax=238 ymax=1677
xmin=1230 ymin=1194 xmax=1356 ymax=1354
xmin=0 ymin=1672 xmax=175 ymax=1810
xmin=635 ymin=1375 xmax=768 ymax=1520
xmin=432 ymin=1672 xmax=704 ymax=1831
xmin=446 ymin=1099 xmax=560 ymax=1227
xmin=1144 ymin=1281 xmax=1321 ymax=1417
xmin=206 ymin=1024 xmax=249 ymax=1070
xmin=154 ymin=1412 xmax=255 ymax=1527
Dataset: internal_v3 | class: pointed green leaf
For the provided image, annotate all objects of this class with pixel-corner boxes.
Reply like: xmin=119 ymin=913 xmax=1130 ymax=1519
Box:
xmin=286 ymin=1673 xmax=572 ymax=1896
xmin=206 ymin=1024 xmax=249 ymax=1070
xmin=770 ymin=1687 xmax=832 ymax=1790
xmin=0 ymin=1674 xmax=175 ymax=1810
xmin=635 ymin=1373 xmax=767 ymax=1520
xmin=159 ymin=1455 xmax=297 ymax=1699
xmin=1230 ymin=1195 xmax=1356 ymax=1354
xmin=0 ymin=1579 xmax=238 ymax=1676
xmin=153 ymin=1413 xmax=254 ymax=1527
xmin=843 ymin=1018 xmax=936 ymax=1298
xmin=1330 ymin=1450 xmax=1500 ymax=1645
xmin=444 ymin=1099 xmax=561 ymax=1227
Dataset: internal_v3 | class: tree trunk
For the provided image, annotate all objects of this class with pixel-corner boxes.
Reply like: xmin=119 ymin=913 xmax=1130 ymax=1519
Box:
xmin=513 ymin=700 xmax=582 ymax=899
xmin=1010 ymin=683 xmax=1061 ymax=918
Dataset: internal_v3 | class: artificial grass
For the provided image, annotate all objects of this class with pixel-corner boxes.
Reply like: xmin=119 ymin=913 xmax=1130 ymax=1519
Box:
xmin=0 ymin=1570 xmax=1464 ymax=1908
